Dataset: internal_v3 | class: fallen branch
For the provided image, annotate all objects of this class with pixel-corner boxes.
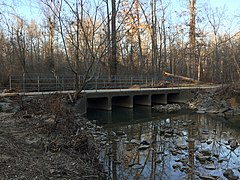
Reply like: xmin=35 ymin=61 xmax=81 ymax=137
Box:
xmin=164 ymin=72 xmax=200 ymax=84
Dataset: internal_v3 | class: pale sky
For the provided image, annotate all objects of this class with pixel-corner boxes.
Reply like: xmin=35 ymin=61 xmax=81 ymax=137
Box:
xmin=13 ymin=0 xmax=240 ymax=20
xmin=209 ymin=0 xmax=240 ymax=12
xmin=7 ymin=0 xmax=240 ymax=32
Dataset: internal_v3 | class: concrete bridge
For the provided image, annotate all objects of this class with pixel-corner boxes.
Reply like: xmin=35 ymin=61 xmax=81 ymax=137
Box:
xmin=1 ymin=85 xmax=221 ymax=113
xmin=79 ymin=85 xmax=220 ymax=111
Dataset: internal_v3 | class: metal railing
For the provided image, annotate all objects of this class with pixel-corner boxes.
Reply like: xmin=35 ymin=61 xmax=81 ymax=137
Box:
xmin=9 ymin=73 xmax=174 ymax=92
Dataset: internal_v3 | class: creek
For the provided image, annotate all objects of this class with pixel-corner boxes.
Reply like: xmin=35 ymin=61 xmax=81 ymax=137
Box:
xmin=87 ymin=106 xmax=240 ymax=179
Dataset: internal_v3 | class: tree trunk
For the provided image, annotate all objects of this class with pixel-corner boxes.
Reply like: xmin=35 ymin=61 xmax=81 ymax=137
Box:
xmin=135 ymin=0 xmax=144 ymax=70
xmin=188 ymin=0 xmax=196 ymax=78
xmin=110 ymin=0 xmax=117 ymax=77
xmin=151 ymin=0 xmax=157 ymax=76
xmin=106 ymin=0 xmax=111 ymax=77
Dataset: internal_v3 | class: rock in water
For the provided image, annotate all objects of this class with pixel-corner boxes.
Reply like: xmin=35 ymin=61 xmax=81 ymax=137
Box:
xmin=229 ymin=140 xmax=239 ymax=149
xmin=223 ymin=169 xmax=239 ymax=180
xmin=205 ymin=164 xmax=216 ymax=170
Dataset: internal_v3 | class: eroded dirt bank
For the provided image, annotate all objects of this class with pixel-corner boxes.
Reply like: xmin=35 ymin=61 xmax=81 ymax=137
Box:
xmin=0 ymin=94 xmax=105 ymax=180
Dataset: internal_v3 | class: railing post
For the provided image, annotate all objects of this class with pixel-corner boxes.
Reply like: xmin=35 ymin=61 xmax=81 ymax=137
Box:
xmin=61 ymin=77 xmax=64 ymax=91
xmin=22 ymin=73 xmax=25 ymax=92
xmin=73 ymin=76 xmax=75 ymax=90
xmin=78 ymin=75 xmax=81 ymax=91
xmin=37 ymin=75 xmax=40 ymax=92
xmin=55 ymin=75 xmax=58 ymax=91
xmin=95 ymin=77 xmax=98 ymax=90
xmin=9 ymin=75 xmax=12 ymax=90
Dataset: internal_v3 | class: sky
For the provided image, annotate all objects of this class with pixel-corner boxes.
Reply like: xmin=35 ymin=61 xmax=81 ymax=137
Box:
xmin=3 ymin=0 xmax=240 ymax=31
xmin=209 ymin=0 xmax=240 ymax=13
xmin=11 ymin=0 xmax=240 ymax=19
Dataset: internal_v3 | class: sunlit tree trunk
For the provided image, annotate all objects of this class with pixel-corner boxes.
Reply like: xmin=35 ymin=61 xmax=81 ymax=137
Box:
xmin=135 ymin=0 xmax=144 ymax=70
xmin=151 ymin=0 xmax=157 ymax=76
xmin=159 ymin=0 xmax=167 ymax=74
xmin=188 ymin=0 xmax=196 ymax=78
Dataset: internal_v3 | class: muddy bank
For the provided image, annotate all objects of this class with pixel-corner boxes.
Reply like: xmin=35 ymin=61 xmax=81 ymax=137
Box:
xmin=0 ymin=94 xmax=105 ymax=179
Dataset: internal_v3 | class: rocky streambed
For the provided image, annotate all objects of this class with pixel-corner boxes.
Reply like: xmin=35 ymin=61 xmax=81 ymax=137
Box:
xmin=90 ymin=86 xmax=240 ymax=179
xmin=92 ymin=87 xmax=240 ymax=179
xmin=95 ymin=111 xmax=240 ymax=179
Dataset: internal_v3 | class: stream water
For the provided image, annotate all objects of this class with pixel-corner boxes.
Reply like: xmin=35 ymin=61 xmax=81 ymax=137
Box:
xmin=87 ymin=106 xmax=240 ymax=180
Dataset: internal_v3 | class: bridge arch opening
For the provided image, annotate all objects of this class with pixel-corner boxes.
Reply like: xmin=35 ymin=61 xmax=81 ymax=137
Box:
xmin=167 ymin=93 xmax=180 ymax=103
xmin=87 ymin=97 xmax=111 ymax=110
xmin=112 ymin=96 xmax=132 ymax=108
xmin=133 ymin=95 xmax=151 ymax=106
xmin=151 ymin=94 xmax=167 ymax=105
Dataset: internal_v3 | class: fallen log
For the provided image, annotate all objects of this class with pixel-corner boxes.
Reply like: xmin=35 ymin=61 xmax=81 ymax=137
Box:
xmin=164 ymin=72 xmax=200 ymax=83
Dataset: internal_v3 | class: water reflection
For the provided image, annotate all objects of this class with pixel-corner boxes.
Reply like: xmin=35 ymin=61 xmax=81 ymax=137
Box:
xmin=87 ymin=107 xmax=240 ymax=179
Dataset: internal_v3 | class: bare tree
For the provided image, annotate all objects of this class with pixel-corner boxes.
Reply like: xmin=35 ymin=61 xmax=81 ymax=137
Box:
xmin=41 ymin=0 xmax=113 ymax=99
xmin=188 ymin=0 xmax=196 ymax=78
xmin=205 ymin=5 xmax=225 ymax=82
xmin=110 ymin=0 xmax=117 ymax=77
xmin=151 ymin=0 xmax=157 ymax=76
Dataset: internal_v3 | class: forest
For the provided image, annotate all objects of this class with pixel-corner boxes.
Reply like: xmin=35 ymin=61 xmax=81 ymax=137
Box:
xmin=0 ymin=0 xmax=240 ymax=88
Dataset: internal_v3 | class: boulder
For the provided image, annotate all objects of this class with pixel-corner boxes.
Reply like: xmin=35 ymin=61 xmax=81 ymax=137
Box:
xmin=223 ymin=169 xmax=239 ymax=180
xmin=199 ymin=149 xmax=212 ymax=156
xmin=205 ymin=163 xmax=216 ymax=170
xmin=229 ymin=140 xmax=239 ymax=149
xmin=172 ymin=164 xmax=181 ymax=169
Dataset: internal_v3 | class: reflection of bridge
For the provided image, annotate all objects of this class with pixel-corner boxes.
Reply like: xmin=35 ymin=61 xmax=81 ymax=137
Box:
xmin=87 ymin=106 xmax=194 ymax=128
